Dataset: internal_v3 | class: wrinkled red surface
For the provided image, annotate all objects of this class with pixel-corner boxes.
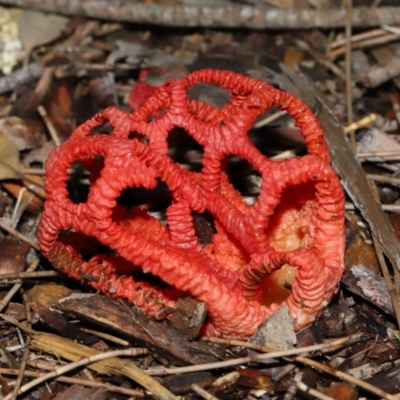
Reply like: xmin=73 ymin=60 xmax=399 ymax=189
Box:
xmin=38 ymin=69 xmax=345 ymax=338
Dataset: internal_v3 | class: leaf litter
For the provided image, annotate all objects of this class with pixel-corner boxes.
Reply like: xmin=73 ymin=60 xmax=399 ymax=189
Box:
xmin=0 ymin=1 xmax=400 ymax=399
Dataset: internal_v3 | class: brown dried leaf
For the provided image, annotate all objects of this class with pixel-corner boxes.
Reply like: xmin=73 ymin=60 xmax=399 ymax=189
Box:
xmin=2 ymin=173 xmax=45 ymax=214
xmin=0 ymin=237 xmax=30 ymax=274
xmin=345 ymin=220 xmax=380 ymax=275
xmin=322 ymin=382 xmax=358 ymax=400
xmin=283 ymin=47 xmax=304 ymax=68
xmin=22 ymin=140 xmax=55 ymax=167
xmin=0 ymin=131 xmax=21 ymax=180
xmin=28 ymin=283 xmax=72 ymax=308
xmin=0 ymin=116 xmax=45 ymax=150
xmin=357 ymin=128 xmax=400 ymax=167
xmin=54 ymin=386 xmax=108 ymax=400
xmin=17 ymin=10 xmax=68 ymax=52
xmin=47 ymin=82 xmax=74 ymax=139
xmin=342 ymin=265 xmax=394 ymax=316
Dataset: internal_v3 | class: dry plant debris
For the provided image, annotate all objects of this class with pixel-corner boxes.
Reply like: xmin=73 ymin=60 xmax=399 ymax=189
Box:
xmin=0 ymin=0 xmax=399 ymax=399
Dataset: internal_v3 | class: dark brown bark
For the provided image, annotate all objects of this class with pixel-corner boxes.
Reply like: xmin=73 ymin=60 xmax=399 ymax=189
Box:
xmin=56 ymin=295 xmax=225 ymax=365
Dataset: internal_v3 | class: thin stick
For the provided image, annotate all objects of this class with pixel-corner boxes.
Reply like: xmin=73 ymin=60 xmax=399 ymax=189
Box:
xmin=10 ymin=293 xmax=32 ymax=400
xmin=357 ymin=150 xmax=400 ymax=160
xmin=0 ymin=219 xmax=39 ymax=250
xmin=0 ymin=259 xmax=39 ymax=313
xmin=328 ymin=32 xmax=399 ymax=58
xmin=37 ymin=105 xmax=61 ymax=146
xmin=1 ymin=367 xmax=145 ymax=397
xmin=145 ymin=334 xmax=364 ymax=376
xmin=294 ymin=39 xmax=346 ymax=80
xmin=330 ymin=28 xmax=387 ymax=49
xmin=370 ymin=183 xmax=400 ymax=329
xmin=345 ymin=0 xmax=355 ymax=149
xmin=21 ymin=167 xmax=46 ymax=175
xmin=252 ymin=110 xmax=287 ymax=129
xmin=343 ymin=113 xmax=377 ymax=133
xmin=206 ymin=333 xmax=363 ymax=354
xmin=3 ymin=348 xmax=149 ymax=400
xmin=191 ymin=384 xmax=220 ymax=400
xmin=295 ymin=378 xmax=334 ymax=400
xmin=345 ymin=202 xmax=400 ymax=212
xmin=0 ymin=270 xmax=59 ymax=281
xmin=295 ymin=356 xmax=395 ymax=399
xmin=206 ymin=337 xmax=395 ymax=400
xmin=367 ymin=174 xmax=400 ymax=186
xmin=80 ymin=328 xmax=131 ymax=346
xmin=1 ymin=313 xmax=178 ymax=400
xmin=270 ymin=150 xmax=296 ymax=161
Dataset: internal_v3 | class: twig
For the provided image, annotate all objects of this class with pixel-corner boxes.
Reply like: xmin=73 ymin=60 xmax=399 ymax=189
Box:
xmin=0 ymin=366 xmax=145 ymax=397
xmin=0 ymin=1 xmax=399 ymax=29
xmin=145 ymin=334 xmax=365 ymax=375
xmin=367 ymin=173 xmax=400 ymax=186
xmin=80 ymin=328 xmax=131 ymax=346
xmin=10 ymin=293 xmax=32 ymax=400
xmin=356 ymin=150 xmax=400 ymax=160
xmin=16 ymin=323 xmax=179 ymax=400
xmin=0 ymin=259 xmax=39 ymax=313
xmin=10 ymin=188 xmax=32 ymax=229
xmin=330 ymin=27 xmax=391 ymax=49
xmin=344 ymin=113 xmax=377 ymax=133
xmin=3 ymin=348 xmax=149 ymax=400
xmin=207 ymin=337 xmax=396 ymax=400
xmin=295 ymin=356 xmax=395 ymax=399
xmin=270 ymin=150 xmax=296 ymax=161
xmin=369 ymin=183 xmax=400 ymax=329
xmin=0 ymin=270 xmax=59 ymax=281
xmin=252 ymin=110 xmax=287 ymax=129
xmin=191 ymin=384 xmax=220 ymax=400
xmin=346 ymin=203 xmax=400 ymax=212
xmin=295 ymin=375 xmax=334 ymax=400
xmin=206 ymin=333 xmax=363 ymax=354
xmin=0 ymin=274 xmax=61 ymax=285
xmin=284 ymin=372 xmax=301 ymax=400
xmin=328 ymin=31 xmax=400 ymax=58
xmin=294 ymin=39 xmax=346 ymax=81
xmin=38 ymin=105 xmax=61 ymax=146
xmin=21 ymin=167 xmax=46 ymax=175
xmin=0 ymin=219 xmax=39 ymax=250
xmin=345 ymin=0 xmax=354 ymax=149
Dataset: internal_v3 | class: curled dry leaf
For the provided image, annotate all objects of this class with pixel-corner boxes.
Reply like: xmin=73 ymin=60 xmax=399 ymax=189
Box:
xmin=2 ymin=173 xmax=45 ymax=214
xmin=0 ymin=126 xmax=46 ymax=213
xmin=17 ymin=10 xmax=68 ymax=53
xmin=0 ymin=116 xmax=45 ymax=150
xmin=0 ymin=130 xmax=21 ymax=181
xmin=47 ymin=82 xmax=74 ymax=139
xmin=0 ymin=236 xmax=30 ymax=274
xmin=22 ymin=141 xmax=55 ymax=168
xmin=357 ymin=127 xmax=400 ymax=168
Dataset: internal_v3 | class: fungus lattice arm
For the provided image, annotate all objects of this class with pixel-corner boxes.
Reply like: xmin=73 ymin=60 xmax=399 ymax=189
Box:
xmin=38 ymin=69 xmax=345 ymax=338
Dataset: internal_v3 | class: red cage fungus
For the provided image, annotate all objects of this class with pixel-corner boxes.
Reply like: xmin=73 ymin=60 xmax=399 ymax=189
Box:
xmin=37 ymin=69 xmax=345 ymax=339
